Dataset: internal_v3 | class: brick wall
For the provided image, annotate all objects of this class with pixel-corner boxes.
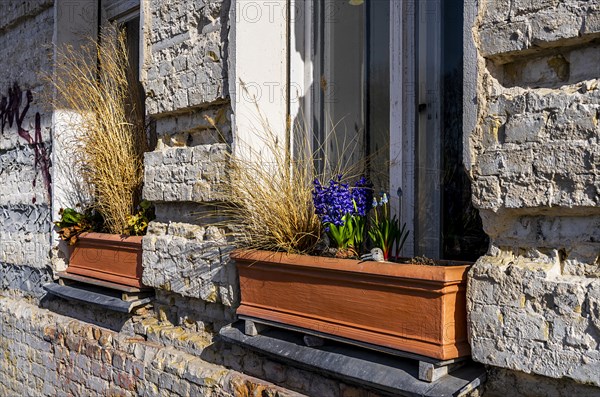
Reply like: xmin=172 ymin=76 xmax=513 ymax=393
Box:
xmin=467 ymin=0 xmax=600 ymax=389
xmin=141 ymin=0 xmax=236 ymax=307
xmin=0 ymin=295 xmax=308 ymax=397
xmin=0 ymin=292 xmax=386 ymax=397
xmin=143 ymin=0 xmax=230 ymax=115
xmin=0 ymin=0 xmax=54 ymax=296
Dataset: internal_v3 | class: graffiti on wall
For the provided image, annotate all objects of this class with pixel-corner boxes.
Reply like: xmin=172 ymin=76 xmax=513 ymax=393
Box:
xmin=0 ymin=83 xmax=52 ymax=203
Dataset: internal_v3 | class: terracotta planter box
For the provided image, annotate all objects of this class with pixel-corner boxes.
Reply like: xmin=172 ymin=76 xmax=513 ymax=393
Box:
xmin=232 ymin=250 xmax=471 ymax=361
xmin=67 ymin=232 xmax=144 ymax=288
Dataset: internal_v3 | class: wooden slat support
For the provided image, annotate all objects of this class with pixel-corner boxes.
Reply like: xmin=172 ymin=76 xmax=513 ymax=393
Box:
xmin=58 ymin=278 xmax=77 ymax=287
xmin=242 ymin=315 xmax=468 ymax=382
xmin=239 ymin=315 xmax=468 ymax=367
xmin=303 ymin=334 xmax=325 ymax=347
xmin=43 ymin=283 xmax=153 ymax=313
xmin=244 ymin=319 xmax=268 ymax=336
xmin=56 ymin=271 xmax=151 ymax=293
xmin=419 ymin=360 xmax=467 ymax=383
xmin=121 ymin=291 xmax=154 ymax=302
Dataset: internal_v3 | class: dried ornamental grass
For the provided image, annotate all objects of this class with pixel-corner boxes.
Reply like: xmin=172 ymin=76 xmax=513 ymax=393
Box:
xmin=205 ymin=111 xmax=366 ymax=255
xmin=226 ymin=147 xmax=323 ymax=254
xmin=47 ymin=25 xmax=146 ymax=234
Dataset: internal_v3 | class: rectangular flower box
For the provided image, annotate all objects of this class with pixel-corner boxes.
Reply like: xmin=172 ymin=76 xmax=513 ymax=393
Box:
xmin=67 ymin=232 xmax=144 ymax=288
xmin=232 ymin=250 xmax=471 ymax=360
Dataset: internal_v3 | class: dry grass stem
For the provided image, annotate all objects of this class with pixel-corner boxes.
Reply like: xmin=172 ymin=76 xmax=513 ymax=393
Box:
xmin=46 ymin=25 xmax=146 ymax=234
xmin=205 ymin=100 xmax=368 ymax=255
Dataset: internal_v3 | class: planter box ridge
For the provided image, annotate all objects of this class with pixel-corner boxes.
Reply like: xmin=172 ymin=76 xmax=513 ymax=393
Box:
xmin=232 ymin=250 xmax=471 ymax=360
xmin=67 ymin=232 xmax=144 ymax=288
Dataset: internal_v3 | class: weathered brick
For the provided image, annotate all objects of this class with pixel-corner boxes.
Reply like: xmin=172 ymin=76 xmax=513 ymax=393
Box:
xmin=113 ymin=370 xmax=137 ymax=392
xmin=86 ymin=375 xmax=109 ymax=394
xmin=84 ymin=339 xmax=102 ymax=360
xmin=65 ymin=335 xmax=83 ymax=353
xmin=112 ymin=350 xmax=127 ymax=371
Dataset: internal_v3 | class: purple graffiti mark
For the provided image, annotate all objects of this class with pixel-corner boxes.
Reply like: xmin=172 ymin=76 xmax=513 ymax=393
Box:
xmin=0 ymin=83 xmax=52 ymax=203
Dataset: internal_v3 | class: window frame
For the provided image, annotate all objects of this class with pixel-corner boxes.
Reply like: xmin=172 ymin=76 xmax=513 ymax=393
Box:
xmin=102 ymin=0 xmax=140 ymax=23
xmin=289 ymin=0 xmax=416 ymax=257
xmin=232 ymin=1 xmax=479 ymax=259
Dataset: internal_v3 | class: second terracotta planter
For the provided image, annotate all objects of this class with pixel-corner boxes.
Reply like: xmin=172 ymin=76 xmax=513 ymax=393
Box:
xmin=232 ymin=250 xmax=471 ymax=361
xmin=67 ymin=232 xmax=144 ymax=288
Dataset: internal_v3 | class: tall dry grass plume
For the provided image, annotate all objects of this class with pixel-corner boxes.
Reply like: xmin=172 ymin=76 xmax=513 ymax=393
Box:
xmin=205 ymin=105 xmax=366 ymax=255
xmin=226 ymin=128 xmax=322 ymax=254
xmin=47 ymin=25 xmax=146 ymax=234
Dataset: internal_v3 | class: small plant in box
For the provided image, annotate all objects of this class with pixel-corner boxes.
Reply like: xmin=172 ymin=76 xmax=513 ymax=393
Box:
xmin=312 ymin=175 xmax=373 ymax=258
xmin=54 ymin=207 xmax=103 ymax=245
xmin=54 ymin=200 xmax=154 ymax=245
xmin=368 ymin=193 xmax=409 ymax=261
xmin=46 ymin=25 xmax=154 ymax=287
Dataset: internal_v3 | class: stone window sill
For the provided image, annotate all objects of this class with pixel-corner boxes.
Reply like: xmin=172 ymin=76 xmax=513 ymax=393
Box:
xmin=220 ymin=321 xmax=486 ymax=397
xmin=43 ymin=281 xmax=153 ymax=313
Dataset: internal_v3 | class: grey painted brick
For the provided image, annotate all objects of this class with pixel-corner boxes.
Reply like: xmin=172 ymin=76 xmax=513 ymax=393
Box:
xmin=143 ymin=0 xmax=230 ymax=115
xmin=470 ymin=1 xmax=600 ymax=387
xmin=0 ymin=263 xmax=52 ymax=297
xmin=143 ymin=144 xmax=229 ymax=203
xmin=469 ymin=258 xmax=600 ymax=386
xmin=479 ymin=21 xmax=530 ymax=58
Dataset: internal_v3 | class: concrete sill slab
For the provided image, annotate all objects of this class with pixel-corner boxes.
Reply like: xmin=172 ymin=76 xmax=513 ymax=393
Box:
xmin=220 ymin=321 xmax=486 ymax=397
xmin=43 ymin=282 xmax=153 ymax=313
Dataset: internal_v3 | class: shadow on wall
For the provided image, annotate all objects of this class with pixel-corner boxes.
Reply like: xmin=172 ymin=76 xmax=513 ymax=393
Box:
xmin=483 ymin=367 xmax=600 ymax=397
xmin=40 ymin=294 xmax=132 ymax=332
xmin=0 ymin=263 xmax=53 ymax=298
xmin=487 ymin=42 xmax=600 ymax=90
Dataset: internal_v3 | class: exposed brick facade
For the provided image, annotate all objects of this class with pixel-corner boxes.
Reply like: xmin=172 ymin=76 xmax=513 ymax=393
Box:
xmin=1 ymin=0 xmax=599 ymax=395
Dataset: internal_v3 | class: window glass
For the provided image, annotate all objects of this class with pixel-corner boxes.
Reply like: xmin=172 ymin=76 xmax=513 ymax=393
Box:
xmin=121 ymin=16 xmax=144 ymax=117
xmin=103 ymin=1 xmax=149 ymax=149
xmin=415 ymin=0 xmax=488 ymax=259
xmin=415 ymin=0 xmax=443 ymax=258
xmin=367 ymin=1 xmax=390 ymax=192
xmin=314 ymin=0 xmax=389 ymax=192
xmin=312 ymin=0 xmax=487 ymax=260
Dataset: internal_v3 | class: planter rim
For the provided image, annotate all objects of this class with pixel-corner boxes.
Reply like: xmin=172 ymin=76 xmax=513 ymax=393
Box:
xmin=78 ymin=232 xmax=143 ymax=244
xmin=231 ymin=249 xmax=471 ymax=283
xmin=68 ymin=232 xmax=144 ymax=288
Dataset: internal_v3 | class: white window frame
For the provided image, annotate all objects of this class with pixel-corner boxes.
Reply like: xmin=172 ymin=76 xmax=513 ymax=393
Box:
xmin=232 ymin=0 xmax=447 ymax=258
xmin=231 ymin=1 xmax=289 ymax=160
xmin=288 ymin=0 xmax=417 ymax=257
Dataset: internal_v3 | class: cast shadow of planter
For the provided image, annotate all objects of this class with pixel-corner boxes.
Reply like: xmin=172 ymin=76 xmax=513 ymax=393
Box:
xmin=40 ymin=293 xmax=132 ymax=332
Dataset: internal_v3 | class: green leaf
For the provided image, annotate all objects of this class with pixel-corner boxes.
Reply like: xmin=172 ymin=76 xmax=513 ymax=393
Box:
xmin=54 ymin=207 xmax=84 ymax=227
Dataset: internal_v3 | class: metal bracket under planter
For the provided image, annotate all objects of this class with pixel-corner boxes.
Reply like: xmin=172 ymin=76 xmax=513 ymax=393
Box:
xmin=241 ymin=316 xmax=467 ymax=383
xmin=43 ymin=272 xmax=154 ymax=313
